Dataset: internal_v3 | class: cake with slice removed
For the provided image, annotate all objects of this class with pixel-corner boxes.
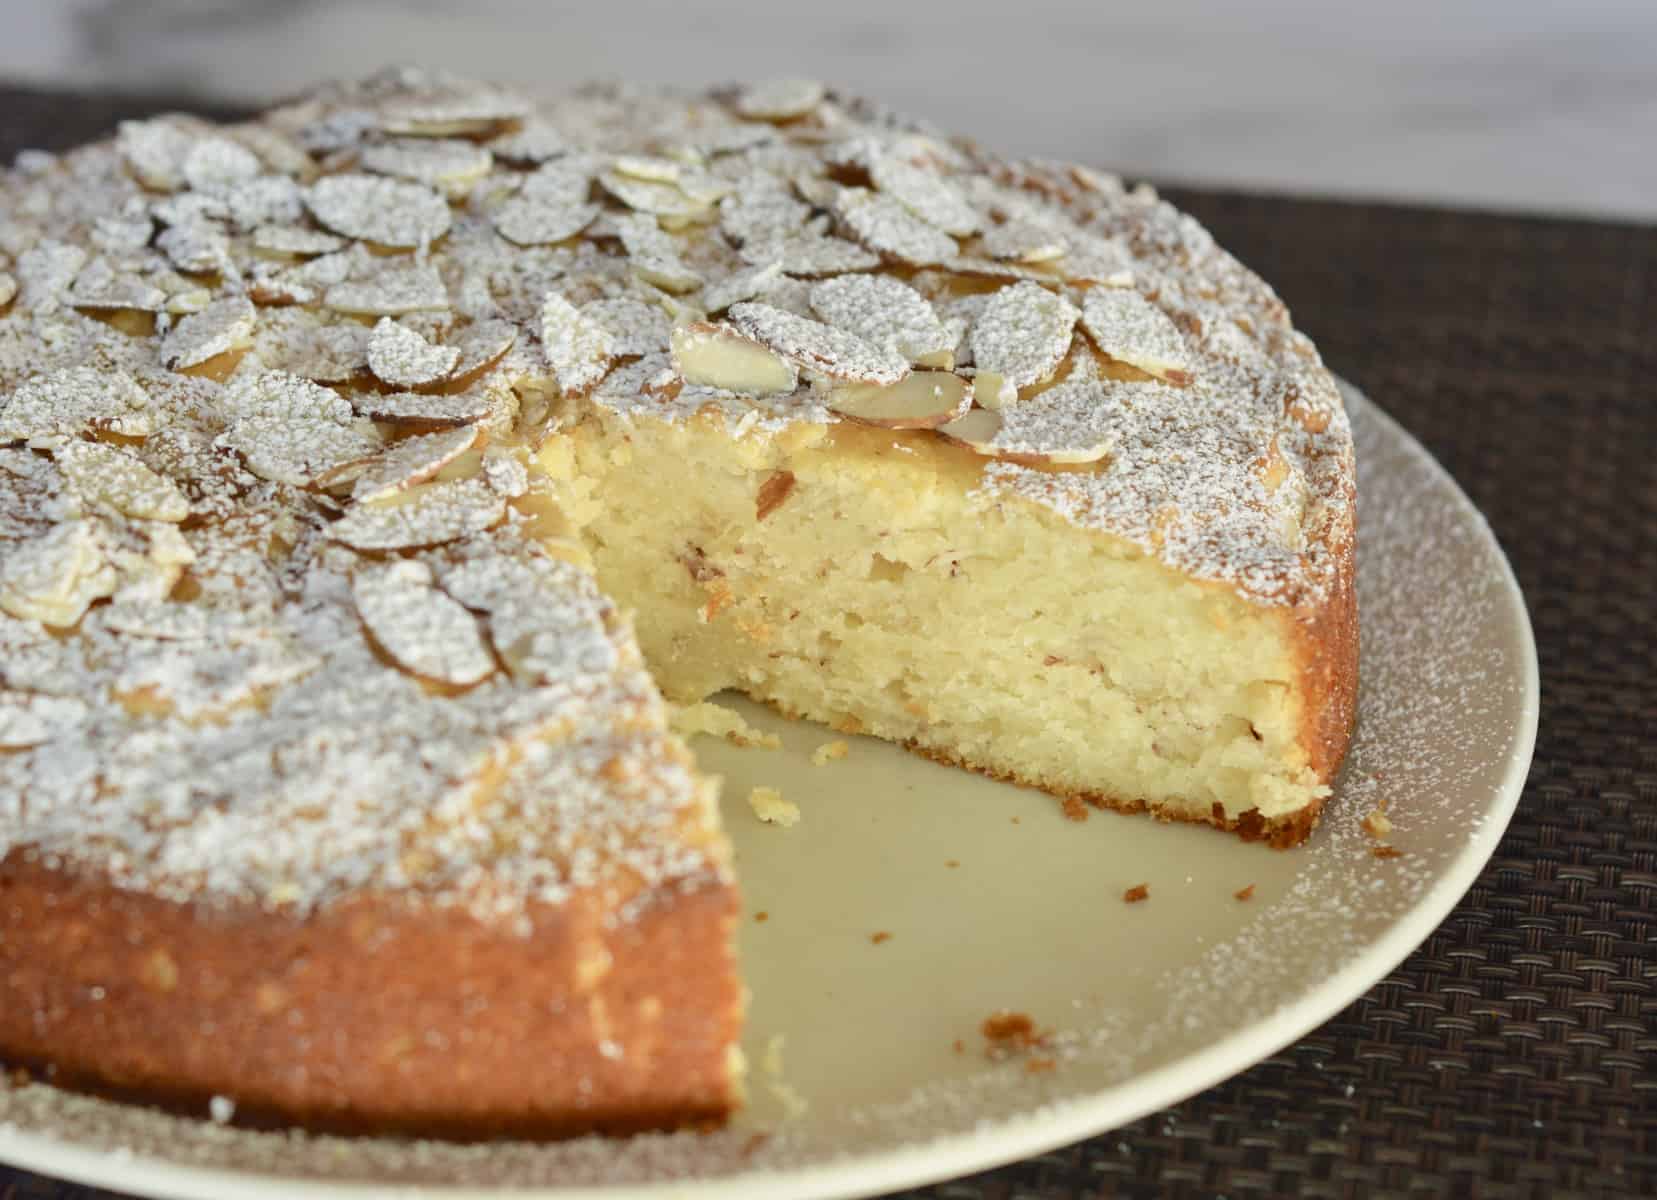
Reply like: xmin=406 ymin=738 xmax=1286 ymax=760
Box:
xmin=0 ymin=69 xmax=1355 ymax=1139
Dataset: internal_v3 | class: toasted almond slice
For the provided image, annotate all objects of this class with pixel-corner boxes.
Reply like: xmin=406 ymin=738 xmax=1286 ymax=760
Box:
xmin=614 ymin=214 xmax=702 ymax=293
xmin=329 ymin=476 xmax=504 ymax=550
xmin=613 ymin=154 xmax=680 ymax=183
xmin=448 ymin=319 xmax=519 ymax=378
xmin=492 ymin=192 xmax=600 ymax=247
xmin=55 ymin=441 xmax=190 ymax=522
xmin=116 ymin=118 xmax=196 ymax=191
xmin=827 ymin=371 xmax=971 ymax=429
xmin=763 ymin=236 xmax=881 ymax=277
xmin=1056 ymin=231 xmax=1135 ymax=287
xmin=540 ymin=292 xmax=614 ymax=395
xmin=727 ymin=302 xmax=909 ymax=386
xmin=378 ymin=80 xmax=532 ymax=136
xmin=352 ymin=559 xmax=494 ymax=686
xmin=672 ymin=323 xmax=799 ymax=395
xmin=352 ymin=425 xmax=480 ymax=503
xmin=217 ymin=371 xmax=379 ymax=486
xmin=599 ymin=171 xmax=710 ymax=220
xmin=0 ymin=273 xmax=16 ymax=307
xmin=160 ymin=296 xmax=257 ymax=370
xmin=719 ymin=176 xmax=811 ymax=247
xmin=1079 ymin=290 xmax=1193 ymax=384
xmin=0 ymin=366 xmax=157 ymax=441
xmin=68 ymin=259 xmax=166 ymax=312
xmin=981 ymin=219 xmax=1067 ymax=264
xmin=701 ymin=259 xmax=783 ymax=313
xmin=181 ymin=136 xmax=262 ymax=191
xmin=940 ymin=380 xmax=1116 ymax=464
xmin=969 ymin=282 xmax=1079 ymax=408
xmin=357 ymin=388 xmax=493 ymax=428
xmin=867 ymin=157 xmax=980 ymax=236
xmin=360 ymin=138 xmax=492 ymax=195
xmin=0 ymin=519 xmax=117 ymax=628
xmin=583 ymin=297 xmax=671 ymax=357
xmin=367 ymin=317 xmax=463 ymax=388
xmin=0 ymin=690 xmax=88 ymax=750
xmin=487 ymin=122 xmax=570 ymax=165
xmin=325 ymin=262 xmax=449 ymax=316
xmin=219 ymin=414 xmax=378 ymax=488
xmin=735 ymin=79 xmax=826 ymax=120
xmin=156 ymin=222 xmax=229 ymax=274
xmin=307 ymin=173 xmax=452 ymax=247
xmin=834 ymin=188 xmax=958 ymax=265
xmin=808 ymin=274 xmax=952 ymax=366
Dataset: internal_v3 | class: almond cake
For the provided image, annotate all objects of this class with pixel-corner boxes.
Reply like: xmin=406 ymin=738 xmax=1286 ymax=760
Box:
xmin=0 ymin=69 xmax=1356 ymax=1137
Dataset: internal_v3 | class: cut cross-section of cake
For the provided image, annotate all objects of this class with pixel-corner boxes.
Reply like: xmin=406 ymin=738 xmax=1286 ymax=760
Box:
xmin=0 ymin=68 xmax=1355 ymax=1138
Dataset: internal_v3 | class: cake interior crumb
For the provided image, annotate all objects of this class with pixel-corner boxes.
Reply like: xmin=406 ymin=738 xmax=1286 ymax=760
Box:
xmin=670 ymin=700 xmax=782 ymax=749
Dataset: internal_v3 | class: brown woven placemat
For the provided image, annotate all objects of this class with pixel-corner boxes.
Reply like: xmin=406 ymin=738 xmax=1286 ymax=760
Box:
xmin=0 ymin=87 xmax=1652 ymax=1200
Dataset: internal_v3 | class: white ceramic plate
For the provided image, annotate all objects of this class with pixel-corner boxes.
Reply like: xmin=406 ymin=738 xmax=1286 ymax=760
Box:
xmin=0 ymin=382 xmax=1538 ymax=1200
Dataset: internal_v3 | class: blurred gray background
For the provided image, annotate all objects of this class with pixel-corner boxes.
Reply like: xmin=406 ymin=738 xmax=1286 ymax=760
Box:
xmin=4 ymin=0 xmax=1654 ymax=220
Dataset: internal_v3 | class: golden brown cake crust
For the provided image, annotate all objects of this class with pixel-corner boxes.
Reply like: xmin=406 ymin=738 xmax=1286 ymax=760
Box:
xmin=0 ymin=856 xmax=742 ymax=1138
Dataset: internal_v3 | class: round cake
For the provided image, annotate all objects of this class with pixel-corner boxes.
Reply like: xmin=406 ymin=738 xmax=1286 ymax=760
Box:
xmin=0 ymin=69 xmax=1356 ymax=1138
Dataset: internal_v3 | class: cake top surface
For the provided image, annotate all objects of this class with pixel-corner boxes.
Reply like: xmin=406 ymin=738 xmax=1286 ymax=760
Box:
xmin=0 ymin=69 xmax=1351 ymax=917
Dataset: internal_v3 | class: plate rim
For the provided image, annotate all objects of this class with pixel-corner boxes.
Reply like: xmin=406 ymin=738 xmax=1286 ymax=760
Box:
xmin=0 ymin=381 xmax=1541 ymax=1200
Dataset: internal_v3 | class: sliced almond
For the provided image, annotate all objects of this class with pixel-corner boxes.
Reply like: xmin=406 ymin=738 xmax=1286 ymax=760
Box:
xmin=765 ymin=235 xmax=881 ymax=277
xmin=492 ymin=192 xmax=600 ymax=247
xmin=357 ymin=388 xmax=495 ymax=429
xmin=613 ymin=155 xmax=681 ymax=183
xmin=307 ymin=173 xmax=452 ymax=248
xmin=359 ymin=138 xmax=493 ymax=195
xmin=351 ymin=426 xmax=480 ymax=503
xmin=367 ymin=317 xmax=462 ymax=389
xmin=487 ymin=122 xmax=570 ymax=165
xmin=701 ymin=259 xmax=783 ymax=314
xmin=599 ymin=171 xmax=710 ymax=220
xmin=353 ymin=559 xmax=495 ymax=687
xmin=1079 ymin=290 xmax=1193 ymax=384
xmin=613 ymin=214 xmax=701 ymax=293
xmin=583 ymin=297 xmax=671 ymax=357
xmin=968 ymin=282 xmax=1079 ymax=408
xmin=981 ymin=219 xmax=1068 ymax=264
xmin=672 ymin=323 xmax=798 ymax=395
xmin=808 ymin=274 xmax=952 ymax=367
xmin=68 ymin=258 xmax=166 ymax=312
xmin=727 ymin=301 xmax=909 ymax=386
xmin=734 ymin=79 xmax=826 ymax=121
xmin=324 ymin=262 xmax=449 ymax=316
xmin=180 ymin=136 xmax=262 ymax=191
xmin=834 ymin=188 xmax=958 ymax=265
xmin=217 ymin=371 xmax=379 ymax=487
xmin=253 ymin=313 xmax=369 ymax=382
xmin=719 ymin=176 xmax=810 ymax=247
xmin=827 ymin=371 xmax=971 ymax=429
xmin=940 ymin=380 xmax=1116 ymax=464
xmin=160 ymin=296 xmax=257 ymax=370
xmin=0 ymin=273 xmax=16 ymax=307
xmin=56 ymin=441 xmax=190 ymax=521
xmin=379 ymin=81 xmax=532 ymax=137
xmin=540 ymin=292 xmax=614 ymax=395
xmin=0 ymin=519 xmax=117 ymax=628
xmin=329 ymin=476 xmax=504 ymax=550
xmin=156 ymin=222 xmax=229 ymax=274
xmin=867 ymin=156 xmax=980 ymax=236
xmin=448 ymin=319 xmax=519 ymax=378
xmin=0 ymin=366 xmax=157 ymax=442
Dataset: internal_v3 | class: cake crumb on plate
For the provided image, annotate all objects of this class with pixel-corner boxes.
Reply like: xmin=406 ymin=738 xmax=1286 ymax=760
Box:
xmin=748 ymin=786 xmax=799 ymax=827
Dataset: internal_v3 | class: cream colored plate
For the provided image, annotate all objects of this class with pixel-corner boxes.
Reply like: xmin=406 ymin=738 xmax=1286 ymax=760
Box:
xmin=0 ymin=381 xmax=1538 ymax=1200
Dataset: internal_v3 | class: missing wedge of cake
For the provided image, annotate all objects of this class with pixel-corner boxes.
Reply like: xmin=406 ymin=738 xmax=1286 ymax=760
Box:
xmin=0 ymin=68 xmax=1354 ymax=1138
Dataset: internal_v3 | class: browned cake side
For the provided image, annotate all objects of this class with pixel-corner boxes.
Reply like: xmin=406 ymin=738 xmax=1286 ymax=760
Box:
xmin=0 ymin=857 xmax=742 ymax=1138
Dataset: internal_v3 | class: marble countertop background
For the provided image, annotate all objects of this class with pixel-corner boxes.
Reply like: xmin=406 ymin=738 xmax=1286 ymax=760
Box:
xmin=3 ymin=0 xmax=1654 ymax=221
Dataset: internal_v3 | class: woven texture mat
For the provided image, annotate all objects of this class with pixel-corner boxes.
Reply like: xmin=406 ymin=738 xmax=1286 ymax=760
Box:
xmin=0 ymin=88 xmax=1651 ymax=1200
